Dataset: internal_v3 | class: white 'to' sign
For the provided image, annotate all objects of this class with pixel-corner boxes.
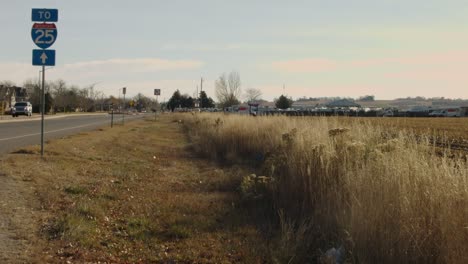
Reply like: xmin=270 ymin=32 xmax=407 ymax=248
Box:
xmin=32 ymin=8 xmax=58 ymax=22
xmin=39 ymin=11 xmax=51 ymax=20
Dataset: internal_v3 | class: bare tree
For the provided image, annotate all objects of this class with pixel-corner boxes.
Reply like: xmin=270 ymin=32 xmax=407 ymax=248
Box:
xmin=215 ymin=71 xmax=242 ymax=107
xmin=67 ymin=86 xmax=80 ymax=111
xmin=23 ymin=79 xmax=41 ymax=110
xmin=0 ymin=80 xmax=15 ymax=87
xmin=94 ymin=90 xmax=105 ymax=111
xmin=0 ymin=81 xmax=17 ymax=100
xmin=78 ymin=87 xmax=90 ymax=112
xmin=0 ymin=81 xmax=16 ymax=113
xmin=52 ymin=79 xmax=68 ymax=112
xmin=133 ymin=93 xmax=153 ymax=111
xmin=244 ymin=88 xmax=262 ymax=102
xmin=86 ymin=85 xmax=100 ymax=112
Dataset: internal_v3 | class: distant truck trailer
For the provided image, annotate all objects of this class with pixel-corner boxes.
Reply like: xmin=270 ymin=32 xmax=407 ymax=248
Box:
xmin=429 ymin=108 xmax=462 ymax=117
xmin=461 ymin=107 xmax=468 ymax=117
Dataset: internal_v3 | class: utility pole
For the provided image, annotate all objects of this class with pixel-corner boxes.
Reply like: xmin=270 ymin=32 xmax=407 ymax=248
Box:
xmin=118 ymin=88 xmax=121 ymax=112
xmin=122 ymin=87 xmax=126 ymax=125
xmin=200 ymin=77 xmax=203 ymax=109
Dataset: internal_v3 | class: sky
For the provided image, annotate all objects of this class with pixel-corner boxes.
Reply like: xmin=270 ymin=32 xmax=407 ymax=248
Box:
xmin=1 ymin=0 xmax=468 ymax=101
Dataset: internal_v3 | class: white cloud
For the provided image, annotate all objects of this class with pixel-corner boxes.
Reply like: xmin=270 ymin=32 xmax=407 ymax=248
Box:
xmin=61 ymin=58 xmax=203 ymax=75
xmin=160 ymin=43 xmax=242 ymax=52
xmin=0 ymin=62 xmax=39 ymax=85
xmin=270 ymin=58 xmax=338 ymax=73
xmin=0 ymin=57 xmax=204 ymax=87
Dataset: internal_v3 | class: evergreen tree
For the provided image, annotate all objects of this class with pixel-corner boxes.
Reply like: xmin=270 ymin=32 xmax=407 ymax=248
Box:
xmin=181 ymin=96 xmax=194 ymax=108
xmin=275 ymin=94 xmax=293 ymax=109
xmin=167 ymin=90 xmax=182 ymax=111
xmin=199 ymin=91 xmax=215 ymax=108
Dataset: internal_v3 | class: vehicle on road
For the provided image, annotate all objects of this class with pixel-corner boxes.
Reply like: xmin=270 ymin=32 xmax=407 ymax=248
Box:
xmin=429 ymin=108 xmax=460 ymax=117
xmin=11 ymin=102 xmax=33 ymax=117
xmin=429 ymin=110 xmax=444 ymax=117
xmin=382 ymin=109 xmax=395 ymax=117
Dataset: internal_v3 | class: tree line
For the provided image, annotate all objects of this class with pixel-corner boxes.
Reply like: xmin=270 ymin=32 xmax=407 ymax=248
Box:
xmin=4 ymin=70 xmax=298 ymax=115
xmin=1 ymin=79 xmax=158 ymax=114
xmin=166 ymin=71 xmax=295 ymax=111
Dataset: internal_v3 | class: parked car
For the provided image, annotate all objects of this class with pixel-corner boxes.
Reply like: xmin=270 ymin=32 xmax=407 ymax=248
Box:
xmin=11 ymin=102 xmax=32 ymax=117
xmin=382 ymin=109 xmax=394 ymax=117
xmin=429 ymin=110 xmax=443 ymax=117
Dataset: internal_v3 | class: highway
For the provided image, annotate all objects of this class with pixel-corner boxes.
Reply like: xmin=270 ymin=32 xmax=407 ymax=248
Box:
xmin=0 ymin=113 xmax=145 ymax=155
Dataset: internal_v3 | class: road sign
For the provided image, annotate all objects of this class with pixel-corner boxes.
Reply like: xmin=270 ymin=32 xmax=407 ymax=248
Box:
xmin=154 ymin=89 xmax=161 ymax=96
xmin=32 ymin=8 xmax=58 ymax=22
xmin=31 ymin=23 xmax=57 ymax=49
xmin=31 ymin=8 xmax=59 ymax=157
xmin=33 ymin=49 xmax=55 ymax=66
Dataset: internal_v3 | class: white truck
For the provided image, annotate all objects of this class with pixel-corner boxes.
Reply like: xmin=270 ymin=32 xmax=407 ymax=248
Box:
xmin=11 ymin=102 xmax=33 ymax=117
xmin=429 ymin=108 xmax=460 ymax=117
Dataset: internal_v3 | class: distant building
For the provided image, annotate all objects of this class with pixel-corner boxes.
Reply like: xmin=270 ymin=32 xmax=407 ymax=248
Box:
xmin=0 ymin=86 xmax=29 ymax=114
xmin=14 ymin=87 xmax=29 ymax=102
xmin=292 ymin=100 xmax=319 ymax=109
xmin=326 ymin=99 xmax=361 ymax=108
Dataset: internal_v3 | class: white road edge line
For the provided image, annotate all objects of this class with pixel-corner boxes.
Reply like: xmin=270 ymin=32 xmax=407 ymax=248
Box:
xmin=0 ymin=120 xmax=106 ymax=141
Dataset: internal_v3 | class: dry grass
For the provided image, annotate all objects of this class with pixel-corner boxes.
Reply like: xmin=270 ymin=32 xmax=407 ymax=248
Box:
xmin=0 ymin=116 xmax=269 ymax=263
xmin=182 ymin=113 xmax=468 ymax=263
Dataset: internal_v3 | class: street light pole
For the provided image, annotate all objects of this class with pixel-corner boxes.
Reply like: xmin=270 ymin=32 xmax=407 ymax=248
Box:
xmin=39 ymin=67 xmax=53 ymax=90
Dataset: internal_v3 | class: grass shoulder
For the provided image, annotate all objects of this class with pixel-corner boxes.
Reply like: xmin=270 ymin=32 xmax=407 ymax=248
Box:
xmin=1 ymin=115 xmax=269 ymax=263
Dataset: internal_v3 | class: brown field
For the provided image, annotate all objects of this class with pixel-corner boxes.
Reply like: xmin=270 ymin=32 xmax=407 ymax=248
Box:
xmin=355 ymin=117 xmax=468 ymax=145
xmin=181 ymin=113 xmax=468 ymax=264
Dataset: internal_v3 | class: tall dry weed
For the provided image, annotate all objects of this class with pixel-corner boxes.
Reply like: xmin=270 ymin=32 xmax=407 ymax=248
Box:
xmin=182 ymin=113 xmax=468 ymax=263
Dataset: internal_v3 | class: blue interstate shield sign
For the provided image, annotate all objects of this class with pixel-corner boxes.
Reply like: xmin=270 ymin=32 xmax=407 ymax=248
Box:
xmin=32 ymin=49 xmax=56 ymax=66
xmin=31 ymin=23 xmax=57 ymax=49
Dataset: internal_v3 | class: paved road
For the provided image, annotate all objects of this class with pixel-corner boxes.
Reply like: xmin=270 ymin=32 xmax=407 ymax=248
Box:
xmin=0 ymin=113 xmax=145 ymax=155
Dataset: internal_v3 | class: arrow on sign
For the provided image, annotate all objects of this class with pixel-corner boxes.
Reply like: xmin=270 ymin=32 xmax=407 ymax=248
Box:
xmin=33 ymin=49 xmax=55 ymax=66
xmin=40 ymin=52 xmax=48 ymax=64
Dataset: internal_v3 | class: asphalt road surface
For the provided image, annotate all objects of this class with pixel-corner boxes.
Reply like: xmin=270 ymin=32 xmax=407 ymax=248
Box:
xmin=0 ymin=113 xmax=145 ymax=155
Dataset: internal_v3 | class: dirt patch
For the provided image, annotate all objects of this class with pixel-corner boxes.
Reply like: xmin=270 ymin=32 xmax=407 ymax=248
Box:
xmin=10 ymin=149 xmax=37 ymax=155
xmin=0 ymin=162 xmax=36 ymax=262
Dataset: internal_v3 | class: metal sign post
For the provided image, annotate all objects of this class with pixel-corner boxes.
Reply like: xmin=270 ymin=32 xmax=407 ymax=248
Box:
xmin=122 ymin=87 xmax=126 ymax=125
xmin=154 ymin=89 xmax=161 ymax=120
xmin=41 ymin=66 xmax=45 ymax=154
xmin=31 ymin=8 xmax=58 ymax=157
xmin=110 ymin=103 xmax=114 ymax=128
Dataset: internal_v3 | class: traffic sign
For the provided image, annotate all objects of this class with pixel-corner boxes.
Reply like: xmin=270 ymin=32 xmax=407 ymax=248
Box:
xmin=31 ymin=23 xmax=57 ymax=49
xmin=32 ymin=49 xmax=55 ymax=66
xmin=31 ymin=8 xmax=59 ymax=157
xmin=32 ymin=8 xmax=58 ymax=22
xmin=154 ymin=89 xmax=161 ymax=96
